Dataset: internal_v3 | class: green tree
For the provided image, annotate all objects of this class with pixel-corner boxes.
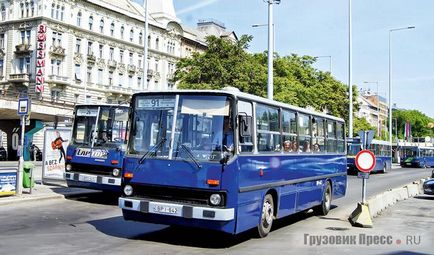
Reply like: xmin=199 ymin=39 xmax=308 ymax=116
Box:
xmin=174 ymin=35 xmax=358 ymax=124
xmin=393 ymin=109 xmax=434 ymax=139
xmin=353 ymin=117 xmax=376 ymax=137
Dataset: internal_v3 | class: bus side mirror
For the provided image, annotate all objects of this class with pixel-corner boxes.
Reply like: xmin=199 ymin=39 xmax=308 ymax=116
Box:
xmin=239 ymin=115 xmax=252 ymax=138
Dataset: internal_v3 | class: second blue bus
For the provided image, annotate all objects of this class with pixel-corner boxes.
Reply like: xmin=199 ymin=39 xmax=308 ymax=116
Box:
xmin=347 ymin=138 xmax=392 ymax=174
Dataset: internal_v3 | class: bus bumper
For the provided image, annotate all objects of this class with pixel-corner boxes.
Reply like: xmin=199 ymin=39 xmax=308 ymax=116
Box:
xmin=119 ymin=197 xmax=235 ymax=221
xmin=65 ymin=172 xmax=121 ymax=186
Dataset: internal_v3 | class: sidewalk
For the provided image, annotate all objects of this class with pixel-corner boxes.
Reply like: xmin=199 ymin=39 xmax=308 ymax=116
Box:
xmin=0 ymin=182 xmax=99 ymax=206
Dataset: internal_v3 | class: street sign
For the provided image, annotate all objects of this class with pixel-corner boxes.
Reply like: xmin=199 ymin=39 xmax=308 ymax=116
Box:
xmin=17 ymin=98 xmax=30 ymax=116
xmin=358 ymin=130 xmax=375 ymax=148
xmin=355 ymin=149 xmax=376 ymax=173
xmin=357 ymin=172 xmax=370 ymax=179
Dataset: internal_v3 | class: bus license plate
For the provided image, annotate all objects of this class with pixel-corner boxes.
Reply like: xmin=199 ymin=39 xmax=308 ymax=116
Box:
xmin=150 ymin=203 xmax=182 ymax=216
xmin=79 ymin=174 xmax=97 ymax=183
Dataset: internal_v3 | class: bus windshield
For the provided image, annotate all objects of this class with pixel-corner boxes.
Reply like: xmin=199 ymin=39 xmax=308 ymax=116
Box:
xmin=71 ymin=106 xmax=129 ymax=148
xmin=347 ymin=143 xmax=361 ymax=156
xmin=129 ymin=94 xmax=233 ymax=162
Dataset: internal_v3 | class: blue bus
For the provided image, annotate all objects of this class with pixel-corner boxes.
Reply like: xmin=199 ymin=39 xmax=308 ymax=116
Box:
xmin=347 ymin=138 xmax=392 ymax=174
xmin=119 ymin=89 xmax=347 ymax=237
xmin=400 ymin=145 xmax=434 ymax=168
xmin=65 ymin=104 xmax=129 ymax=192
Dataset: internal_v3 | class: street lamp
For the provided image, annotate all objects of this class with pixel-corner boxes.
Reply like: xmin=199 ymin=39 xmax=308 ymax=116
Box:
xmin=142 ymin=0 xmax=149 ymax=90
xmin=348 ymin=0 xmax=353 ymax=138
xmin=252 ymin=23 xmax=275 ymax=50
xmin=363 ymin=81 xmax=380 ymax=136
xmin=315 ymin=55 xmax=332 ymax=74
xmin=263 ymin=0 xmax=280 ymax=100
xmin=388 ymin=26 xmax=415 ymax=150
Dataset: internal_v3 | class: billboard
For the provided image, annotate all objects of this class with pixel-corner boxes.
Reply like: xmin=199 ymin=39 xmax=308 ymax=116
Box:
xmin=0 ymin=170 xmax=17 ymax=197
xmin=42 ymin=128 xmax=71 ymax=181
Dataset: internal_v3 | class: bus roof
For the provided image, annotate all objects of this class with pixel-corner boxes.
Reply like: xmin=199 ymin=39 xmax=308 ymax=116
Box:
xmin=74 ymin=104 xmax=130 ymax=108
xmin=133 ymin=88 xmax=345 ymax=123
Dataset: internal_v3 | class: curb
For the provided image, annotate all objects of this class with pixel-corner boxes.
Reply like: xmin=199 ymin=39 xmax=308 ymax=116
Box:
xmin=367 ymin=177 xmax=428 ymax=217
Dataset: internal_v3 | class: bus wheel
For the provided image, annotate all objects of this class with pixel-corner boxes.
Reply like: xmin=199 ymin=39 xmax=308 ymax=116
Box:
xmin=257 ymin=194 xmax=274 ymax=238
xmin=314 ymin=182 xmax=332 ymax=216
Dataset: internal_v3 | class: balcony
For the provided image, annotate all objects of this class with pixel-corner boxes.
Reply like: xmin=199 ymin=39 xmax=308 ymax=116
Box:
xmin=97 ymin=58 xmax=105 ymax=69
xmin=167 ymin=73 xmax=175 ymax=81
xmin=137 ymin=67 xmax=144 ymax=76
xmin=47 ymin=75 xmax=69 ymax=85
xmin=87 ymin=54 xmax=96 ymax=65
xmin=50 ymin=45 xmax=66 ymax=57
xmin=9 ymin=73 xmax=30 ymax=83
xmin=15 ymin=43 xmax=32 ymax=55
xmin=0 ymin=48 xmax=4 ymax=57
xmin=147 ymin=69 xmax=154 ymax=78
xmin=107 ymin=60 xmax=117 ymax=69
xmin=127 ymin=64 xmax=136 ymax=74
xmin=118 ymin=63 xmax=126 ymax=74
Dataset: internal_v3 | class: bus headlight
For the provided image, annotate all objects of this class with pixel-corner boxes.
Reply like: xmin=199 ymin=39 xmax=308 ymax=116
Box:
xmin=123 ymin=185 xmax=133 ymax=196
xmin=66 ymin=164 xmax=72 ymax=171
xmin=112 ymin=168 xmax=120 ymax=177
xmin=210 ymin=194 xmax=222 ymax=206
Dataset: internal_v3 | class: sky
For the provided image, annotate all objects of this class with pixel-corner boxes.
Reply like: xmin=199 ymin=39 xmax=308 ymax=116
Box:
xmin=139 ymin=0 xmax=434 ymax=118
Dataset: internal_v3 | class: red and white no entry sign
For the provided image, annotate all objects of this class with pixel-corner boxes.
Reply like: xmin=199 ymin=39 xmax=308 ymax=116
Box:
xmin=355 ymin=150 xmax=376 ymax=173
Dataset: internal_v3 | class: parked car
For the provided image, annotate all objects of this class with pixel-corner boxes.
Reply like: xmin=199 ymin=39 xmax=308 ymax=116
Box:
xmin=29 ymin=144 xmax=42 ymax=161
xmin=423 ymin=178 xmax=434 ymax=195
xmin=0 ymin=146 xmax=7 ymax=161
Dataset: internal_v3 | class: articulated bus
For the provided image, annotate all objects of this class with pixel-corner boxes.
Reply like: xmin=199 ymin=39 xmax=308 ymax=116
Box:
xmin=65 ymin=104 xmax=129 ymax=192
xmin=347 ymin=138 xmax=392 ymax=174
xmin=119 ymin=88 xmax=347 ymax=237
xmin=400 ymin=145 xmax=434 ymax=168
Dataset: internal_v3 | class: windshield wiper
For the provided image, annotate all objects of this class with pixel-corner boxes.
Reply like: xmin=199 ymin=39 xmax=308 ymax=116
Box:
xmin=138 ymin=137 xmax=167 ymax=164
xmin=179 ymin=144 xmax=202 ymax=169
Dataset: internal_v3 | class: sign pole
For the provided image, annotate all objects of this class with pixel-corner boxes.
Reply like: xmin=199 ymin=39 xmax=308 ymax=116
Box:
xmin=362 ymin=178 xmax=367 ymax=204
xmin=16 ymin=115 xmax=25 ymax=196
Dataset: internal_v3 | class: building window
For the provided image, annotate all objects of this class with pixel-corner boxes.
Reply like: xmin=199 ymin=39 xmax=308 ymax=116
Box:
xmin=75 ymin=64 xmax=81 ymax=81
xmin=128 ymin=75 xmax=133 ymax=88
xmin=118 ymin=73 xmax=124 ymax=86
xmin=77 ymin=11 xmax=82 ymax=26
xmin=86 ymin=95 xmax=91 ymax=103
xmin=99 ymin=19 xmax=104 ymax=33
xmin=129 ymin=29 xmax=134 ymax=42
xmin=31 ymin=1 xmax=35 ymax=17
xmin=139 ymin=32 xmax=143 ymax=45
xmin=98 ymin=69 xmax=103 ymax=84
xmin=25 ymin=57 xmax=30 ymax=73
xmin=110 ymin=22 xmax=114 ymax=36
xmin=99 ymin=45 xmax=103 ymax=58
xmin=129 ymin=52 xmax=133 ymax=65
xmin=87 ymin=42 xmax=93 ymax=55
xmin=0 ymin=59 xmax=4 ymax=77
xmin=147 ymin=35 xmax=151 ymax=47
xmin=108 ymin=71 xmax=113 ymax=85
xmin=155 ymin=59 xmax=159 ymax=72
xmin=109 ymin=47 xmax=114 ymax=61
xmin=137 ymin=76 xmax=141 ymax=88
xmin=75 ymin=38 xmax=81 ymax=53
xmin=52 ymin=32 xmax=62 ymax=46
xmin=0 ymin=33 xmax=4 ymax=49
xmin=87 ymin=67 xmax=92 ymax=83
xmin=155 ymin=38 xmax=159 ymax=50
xmin=26 ymin=30 xmax=31 ymax=44
xmin=1 ymin=4 xmax=6 ymax=20
xmin=119 ymin=50 xmax=124 ymax=63
xmin=51 ymin=3 xmax=54 ymax=18
xmin=18 ymin=58 xmax=25 ymax=73
xmin=51 ymin=90 xmax=61 ymax=101
xmin=89 ymin=15 xmax=93 ymax=30
xmin=120 ymin=26 xmax=124 ymax=38
xmin=60 ymin=6 xmax=64 ymax=20
xmin=138 ymin=55 xmax=142 ymax=67
xmin=20 ymin=30 xmax=31 ymax=45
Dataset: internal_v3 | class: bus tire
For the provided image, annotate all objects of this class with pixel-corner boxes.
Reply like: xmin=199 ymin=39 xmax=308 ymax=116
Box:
xmin=314 ymin=182 xmax=332 ymax=216
xmin=257 ymin=194 xmax=274 ymax=238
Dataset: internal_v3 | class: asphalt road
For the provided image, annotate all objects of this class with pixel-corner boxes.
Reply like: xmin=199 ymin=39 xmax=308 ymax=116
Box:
xmin=0 ymin=167 xmax=431 ymax=255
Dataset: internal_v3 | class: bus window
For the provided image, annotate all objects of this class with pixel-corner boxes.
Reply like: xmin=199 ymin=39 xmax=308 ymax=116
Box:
xmin=238 ymin=101 xmax=253 ymax=153
xmin=298 ymin=114 xmax=311 ymax=153
xmin=327 ymin=121 xmax=337 ymax=153
xmin=282 ymin=110 xmax=297 ymax=153
xmin=256 ymin=104 xmax=280 ymax=152
xmin=312 ymin=117 xmax=325 ymax=153
xmin=336 ymin=123 xmax=345 ymax=153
